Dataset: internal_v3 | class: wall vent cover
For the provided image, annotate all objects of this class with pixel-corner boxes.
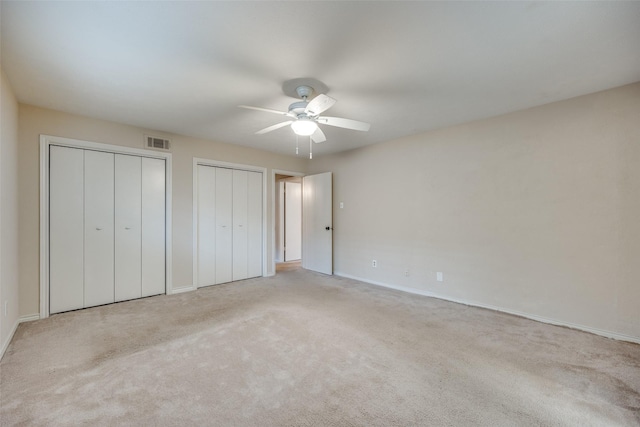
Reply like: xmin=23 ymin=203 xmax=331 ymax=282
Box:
xmin=145 ymin=135 xmax=171 ymax=151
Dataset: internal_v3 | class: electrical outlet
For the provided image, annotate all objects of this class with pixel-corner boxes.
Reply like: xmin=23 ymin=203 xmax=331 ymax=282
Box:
xmin=404 ymin=269 xmax=410 ymax=277
xmin=437 ymin=272 xmax=444 ymax=282
xmin=372 ymin=260 xmax=377 ymax=268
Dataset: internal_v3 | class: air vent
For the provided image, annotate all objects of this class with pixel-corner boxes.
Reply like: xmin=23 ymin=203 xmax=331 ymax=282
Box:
xmin=145 ymin=135 xmax=171 ymax=151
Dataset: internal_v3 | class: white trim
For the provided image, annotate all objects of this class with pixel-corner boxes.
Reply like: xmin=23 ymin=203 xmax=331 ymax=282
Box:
xmin=39 ymin=134 xmax=173 ymax=319
xmin=0 ymin=319 xmax=18 ymax=360
xmin=0 ymin=314 xmax=39 ymax=361
xmin=39 ymin=138 xmax=49 ymax=318
xmin=170 ymin=286 xmax=196 ymax=295
xmin=19 ymin=314 xmax=40 ymax=323
xmin=193 ymin=158 xmax=267 ymax=173
xmin=192 ymin=158 xmax=268 ymax=288
xmin=334 ymin=271 xmax=640 ymax=345
xmin=271 ymin=169 xmax=305 ymax=275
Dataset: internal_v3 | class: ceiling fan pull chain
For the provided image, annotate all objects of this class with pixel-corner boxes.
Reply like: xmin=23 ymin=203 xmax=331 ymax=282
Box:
xmin=309 ymin=136 xmax=313 ymax=159
xmin=296 ymin=135 xmax=299 ymax=155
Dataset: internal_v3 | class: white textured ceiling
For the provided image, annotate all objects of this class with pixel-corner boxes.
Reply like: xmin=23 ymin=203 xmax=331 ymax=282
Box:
xmin=2 ymin=1 xmax=639 ymax=157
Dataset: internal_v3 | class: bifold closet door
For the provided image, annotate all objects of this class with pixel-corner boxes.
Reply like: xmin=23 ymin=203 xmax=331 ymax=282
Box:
xmin=215 ymin=168 xmax=233 ymax=284
xmin=141 ymin=157 xmax=166 ymax=297
xmin=49 ymin=146 xmax=85 ymax=314
xmin=232 ymin=170 xmax=249 ymax=281
xmin=247 ymin=171 xmax=263 ymax=277
xmin=197 ymin=165 xmax=216 ymax=286
xmin=115 ymin=155 xmax=142 ymax=302
xmin=84 ymin=150 xmax=115 ymax=307
xmin=196 ymin=166 xmax=262 ymax=286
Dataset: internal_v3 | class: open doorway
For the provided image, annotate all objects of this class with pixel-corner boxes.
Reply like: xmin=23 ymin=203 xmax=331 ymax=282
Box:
xmin=275 ymin=174 xmax=302 ymax=271
xmin=272 ymin=170 xmax=333 ymax=276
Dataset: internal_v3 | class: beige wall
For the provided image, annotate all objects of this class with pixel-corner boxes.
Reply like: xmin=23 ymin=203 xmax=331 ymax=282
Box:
xmin=309 ymin=82 xmax=640 ymax=341
xmin=12 ymin=82 xmax=640 ymax=342
xmin=18 ymin=105 xmax=307 ymax=317
xmin=1 ymin=68 xmax=21 ymax=356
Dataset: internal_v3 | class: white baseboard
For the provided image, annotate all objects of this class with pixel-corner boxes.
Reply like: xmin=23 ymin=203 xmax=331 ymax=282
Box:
xmin=0 ymin=313 xmax=40 ymax=360
xmin=334 ymin=271 xmax=640 ymax=345
xmin=170 ymin=286 xmax=196 ymax=295
xmin=19 ymin=314 xmax=40 ymax=323
xmin=0 ymin=319 xmax=20 ymax=361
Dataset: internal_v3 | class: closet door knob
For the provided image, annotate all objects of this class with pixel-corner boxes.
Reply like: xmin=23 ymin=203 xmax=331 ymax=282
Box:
xmin=125 ymin=227 xmax=131 ymax=230
xmin=96 ymin=227 xmax=102 ymax=231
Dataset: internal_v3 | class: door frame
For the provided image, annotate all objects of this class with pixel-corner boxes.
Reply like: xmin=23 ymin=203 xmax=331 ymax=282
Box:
xmin=271 ymin=169 xmax=305 ymax=275
xmin=192 ymin=158 xmax=267 ymax=288
xmin=39 ymin=134 xmax=173 ymax=319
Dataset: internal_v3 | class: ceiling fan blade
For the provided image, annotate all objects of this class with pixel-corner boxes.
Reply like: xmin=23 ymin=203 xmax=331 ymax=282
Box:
xmin=255 ymin=121 xmax=292 ymax=135
xmin=304 ymin=94 xmax=336 ymax=116
xmin=311 ymin=127 xmax=326 ymax=143
xmin=318 ymin=116 xmax=370 ymax=132
xmin=239 ymin=105 xmax=294 ymax=117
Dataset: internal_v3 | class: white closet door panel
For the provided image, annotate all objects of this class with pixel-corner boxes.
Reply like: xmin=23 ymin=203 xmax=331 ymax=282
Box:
xmin=247 ymin=171 xmax=263 ymax=278
xmin=232 ymin=170 xmax=248 ymax=281
xmin=197 ymin=165 xmax=216 ymax=287
xmin=84 ymin=150 xmax=115 ymax=307
xmin=49 ymin=146 xmax=85 ymax=314
xmin=141 ymin=157 xmax=166 ymax=297
xmin=215 ymin=168 xmax=233 ymax=284
xmin=115 ymin=155 xmax=142 ymax=302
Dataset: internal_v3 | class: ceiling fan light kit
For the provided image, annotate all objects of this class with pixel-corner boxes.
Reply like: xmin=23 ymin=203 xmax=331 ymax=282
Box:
xmin=239 ymin=78 xmax=370 ymax=156
xmin=291 ymin=117 xmax=318 ymax=136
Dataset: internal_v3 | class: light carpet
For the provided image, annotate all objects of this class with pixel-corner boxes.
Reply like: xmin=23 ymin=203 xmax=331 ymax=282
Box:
xmin=1 ymin=267 xmax=639 ymax=426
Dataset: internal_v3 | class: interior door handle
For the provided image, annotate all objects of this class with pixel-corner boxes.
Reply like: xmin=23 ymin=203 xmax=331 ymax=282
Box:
xmin=325 ymin=226 xmax=332 ymax=231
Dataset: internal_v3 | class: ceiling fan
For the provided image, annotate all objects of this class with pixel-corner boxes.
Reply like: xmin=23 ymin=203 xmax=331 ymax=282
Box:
xmin=239 ymin=84 xmax=370 ymax=144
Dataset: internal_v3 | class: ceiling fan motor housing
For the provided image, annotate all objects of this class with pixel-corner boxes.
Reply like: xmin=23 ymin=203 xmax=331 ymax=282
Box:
xmin=288 ymin=101 xmax=309 ymax=116
xmin=295 ymin=85 xmax=313 ymax=99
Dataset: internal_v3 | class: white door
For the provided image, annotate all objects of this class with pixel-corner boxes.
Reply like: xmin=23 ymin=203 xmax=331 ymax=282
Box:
xmin=84 ymin=150 xmax=115 ymax=307
xmin=215 ymin=168 xmax=233 ymax=284
xmin=115 ymin=154 xmax=142 ymax=302
xmin=49 ymin=146 xmax=85 ymax=314
xmin=195 ymin=165 xmax=263 ymax=285
xmin=285 ymin=181 xmax=302 ymax=261
xmin=196 ymin=165 xmax=216 ymax=287
xmin=302 ymin=172 xmax=333 ymax=275
xmin=48 ymin=145 xmax=167 ymax=313
xmin=141 ymin=157 xmax=166 ymax=297
xmin=247 ymin=171 xmax=263 ymax=278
